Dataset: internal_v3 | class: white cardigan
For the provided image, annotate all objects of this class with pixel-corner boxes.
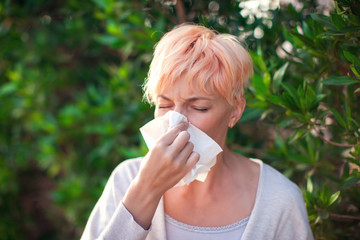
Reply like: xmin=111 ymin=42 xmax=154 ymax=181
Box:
xmin=81 ymin=158 xmax=314 ymax=240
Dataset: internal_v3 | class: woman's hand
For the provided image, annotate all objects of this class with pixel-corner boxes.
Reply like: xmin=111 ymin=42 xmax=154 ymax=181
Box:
xmin=122 ymin=122 xmax=199 ymax=229
xmin=138 ymin=122 xmax=200 ymax=193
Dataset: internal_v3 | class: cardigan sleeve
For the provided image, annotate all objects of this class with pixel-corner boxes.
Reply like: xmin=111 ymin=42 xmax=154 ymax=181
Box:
xmin=243 ymin=161 xmax=314 ymax=240
xmin=273 ymin=186 xmax=314 ymax=240
xmin=80 ymin=158 xmax=150 ymax=240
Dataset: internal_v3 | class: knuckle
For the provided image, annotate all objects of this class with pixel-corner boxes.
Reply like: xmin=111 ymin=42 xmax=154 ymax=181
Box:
xmin=162 ymin=151 xmax=172 ymax=161
xmin=189 ymin=152 xmax=199 ymax=162
xmin=177 ymin=131 xmax=186 ymax=138
xmin=156 ymin=136 xmax=170 ymax=147
xmin=177 ymin=131 xmax=190 ymax=142
xmin=187 ymin=141 xmax=194 ymax=149
xmin=152 ymin=142 xmax=164 ymax=152
xmin=171 ymin=125 xmax=182 ymax=134
xmin=183 ymin=131 xmax=190 ymax=139
xmin=177 ymin=122 xmax=187 ymax=131
xmin=173 ymin=122 xmax=188 ymax=133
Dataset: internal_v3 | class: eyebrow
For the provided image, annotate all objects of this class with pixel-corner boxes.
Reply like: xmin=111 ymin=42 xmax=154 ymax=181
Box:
xmin=157 ymin=95 xmax=213 ymax=102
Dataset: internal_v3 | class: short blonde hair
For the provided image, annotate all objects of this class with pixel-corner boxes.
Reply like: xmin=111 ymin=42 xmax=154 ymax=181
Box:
xmin=143 ymin=24 xmax=253 ymax=106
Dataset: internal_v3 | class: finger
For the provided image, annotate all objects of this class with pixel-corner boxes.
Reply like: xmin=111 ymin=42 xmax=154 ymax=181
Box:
xmin=184 ymin=152 xmax=200 ymax=171
xmin=174 ymin=141 xmax=194 ymax=163
xmin=173 ymin=121 xmax=188 ymax=132
xmin=169 ymin=131 xmax=191 ymax=154
xmin=157 ymin=122 xmax=188 ymax=145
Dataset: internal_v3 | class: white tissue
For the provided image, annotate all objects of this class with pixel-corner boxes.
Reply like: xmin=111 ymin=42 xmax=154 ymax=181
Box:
xmin=139 ymin=111 xmax=223 ymax=186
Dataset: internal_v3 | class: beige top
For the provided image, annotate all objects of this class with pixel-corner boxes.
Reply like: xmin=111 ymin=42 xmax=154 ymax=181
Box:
xmin=81 ymin=157 xmax=314 ymax=240
xmin=165 ymin=213 xmax=249 ymax=240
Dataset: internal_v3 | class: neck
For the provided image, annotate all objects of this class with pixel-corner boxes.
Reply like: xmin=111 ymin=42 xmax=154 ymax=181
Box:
xmin=183 ymin=146 xmax=244 ymax=195
xmin=163 ymin=145 xmax=260 ymax=226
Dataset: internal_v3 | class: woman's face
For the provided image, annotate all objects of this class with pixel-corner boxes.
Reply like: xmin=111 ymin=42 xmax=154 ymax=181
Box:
xmin=154 ymin=79 xmax=243 ymax=148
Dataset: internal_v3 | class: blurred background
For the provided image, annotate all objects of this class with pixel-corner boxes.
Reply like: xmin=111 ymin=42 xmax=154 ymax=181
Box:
xmin=1 ymin=0 xmax=359 ymax=239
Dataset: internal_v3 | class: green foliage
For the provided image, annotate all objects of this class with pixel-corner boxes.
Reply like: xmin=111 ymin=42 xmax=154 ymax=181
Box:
xmin=0 ymin=1 xmax=150 ymax=239
xmin=1 ymin=0 xmax=359 ymax=239
xmin=242 ymin=0 xmax=360 ymax=238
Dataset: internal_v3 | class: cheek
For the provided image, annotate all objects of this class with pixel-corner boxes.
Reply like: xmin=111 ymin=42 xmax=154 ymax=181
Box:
xmin=154 ymin=108 xmax=166 ymax=118
xmin=188 ymin=113 xmax=230 ymax=141
xmin=188 ymin=115 xmax=217 ymax=134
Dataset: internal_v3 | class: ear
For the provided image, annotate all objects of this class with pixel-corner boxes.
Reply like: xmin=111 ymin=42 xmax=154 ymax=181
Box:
xmin=228 ymin=97 xmax=246 ymax=128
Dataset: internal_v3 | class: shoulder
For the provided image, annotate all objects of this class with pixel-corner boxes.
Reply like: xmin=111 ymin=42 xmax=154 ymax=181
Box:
xmin=253 ymin=159 xmax=304 ymax=207
xmin=104 ymin=157 xmax=143 ymax=202
xmin=245 ymin=159 xmax=313 ymax=239
xmin=264 ymin=163 xmax=301 ymax=190
xmin=112 ymin=157 xmax=143 ymax=176
xmin=110 ymin=157 xmax=143 ymax=183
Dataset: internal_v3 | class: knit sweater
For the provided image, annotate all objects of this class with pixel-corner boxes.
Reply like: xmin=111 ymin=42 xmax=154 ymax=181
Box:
xmin=81 ymin=157 xmax=314 ymax=240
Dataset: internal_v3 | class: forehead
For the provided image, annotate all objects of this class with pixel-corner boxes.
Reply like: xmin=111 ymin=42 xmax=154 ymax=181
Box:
xmin=156 ymin=78 xmax=217 ymax=101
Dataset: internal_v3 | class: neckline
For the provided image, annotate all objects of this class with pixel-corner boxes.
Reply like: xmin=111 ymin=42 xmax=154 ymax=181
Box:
xmin=156 ymin=158 xmax=264 ymax=239
xmin=247 ymin=158 xmax=264 ymax=213
xmin=241 ymin=158 xmax=264 ymax=237
xmin=165 ymin=213 xmax=250 ymax=233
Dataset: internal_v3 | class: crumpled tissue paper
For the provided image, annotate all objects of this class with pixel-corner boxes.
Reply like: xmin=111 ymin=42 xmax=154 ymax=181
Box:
xmin=139 ymin=111 xmax=223 ymax=186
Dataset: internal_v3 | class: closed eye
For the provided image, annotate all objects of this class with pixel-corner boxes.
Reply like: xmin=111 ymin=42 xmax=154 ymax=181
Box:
xmin=158 ymin=106 xmax=172 ymax=109
xmin=193 ymin=107 xmax=208 ymax=112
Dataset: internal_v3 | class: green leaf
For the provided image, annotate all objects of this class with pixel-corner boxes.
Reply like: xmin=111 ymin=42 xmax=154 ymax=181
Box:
xmin=91 ymin=0 xmax=109 ymax=9
xmin=281 ymin=83 xmax=301 ymax=108
xmin=307 ymin=176 xmax=313 ymax=193
xmin=306 ymin=134 xmax=317 ymax=163
xmin=330 ymin=13 xmax=347 ymax=30
xmin=287 ymin=4 xmax=298 ymax=18
xmin=267 ymin=94 xmax=283 ymax=105
xmin=95 ymin=34 xmax=121 ymax=47
xmin=286 ymin=110 xmax=309 ymax=122
xmin=274 ymin=132 xmax=286 ymax=153
xmin=329 ymin=107 xmax=347 ymax=128
xmin=291 ymin=32 xmax=315 ymax=48
xmin=282 ymin=25 xmax=294 ymax=45
xmin=301 ymin=85 xmax=316 ymax=111
xmin=277 ymin=118 xmax=294 ymax=128
xmin=341 ymin=174 xmax=360 ymax=188
xmin=343 ymin=51 xmax=360 ymax=65
xmin=273 ymin=62 xmax=289 ymax=92
xmin=310 ymin=14 xmax=337 ymax=31
xmin=263 ymin=72 xmax=271 ymax=88
xmin=252 ymin=74 xmax=270 ymax=99
xmin=345 ymin=100 xmax=351 ymax=128
xmin=288 ymin=128 xmax=306 ymax=144
xmin=288 ymin=152 xmax=312 ymax=164
xmin=350 ymin=117 xmax=360 ymax=128
xmin=322 ymin=76 xmax=360 ymax=85
xmin=319 ymin=185 xmax=331 ymax=206
xmin=0 ymin=82 xmax=18 ymax=96
xmin=312 ymin=94 xmax=326 ymax=109
xmin=250 ymin=50 xmax=268 ymax=73
xmin=350 ymin=65 xmax=360 ymax=78
xmin=345 ymin=156 xmax=360 ymax=167
xmin=239 ymin=108 xmax=263 ymax=122
xmin=118 ymin=146 xmax=143 ymax=159
xmin=302 ymin=20 xmax=314 ymax=39
xmin=348 ymin=13 xmax=360 ymax=25
xmin=248 ymin=99 xmax=268 ymax=109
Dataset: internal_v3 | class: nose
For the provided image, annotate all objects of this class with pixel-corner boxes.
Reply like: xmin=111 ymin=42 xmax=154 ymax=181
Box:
xmin=173 ymin=105 xmax=187 ymax=117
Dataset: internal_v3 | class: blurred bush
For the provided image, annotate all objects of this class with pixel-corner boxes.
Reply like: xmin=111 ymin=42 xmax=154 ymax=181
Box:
xmin=0 ymin=0 xmax=359 ymax=239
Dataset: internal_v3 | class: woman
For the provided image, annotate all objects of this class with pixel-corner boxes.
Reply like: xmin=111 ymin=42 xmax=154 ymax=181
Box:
xmin=81 ymin=24 xmax=314 ymax=240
